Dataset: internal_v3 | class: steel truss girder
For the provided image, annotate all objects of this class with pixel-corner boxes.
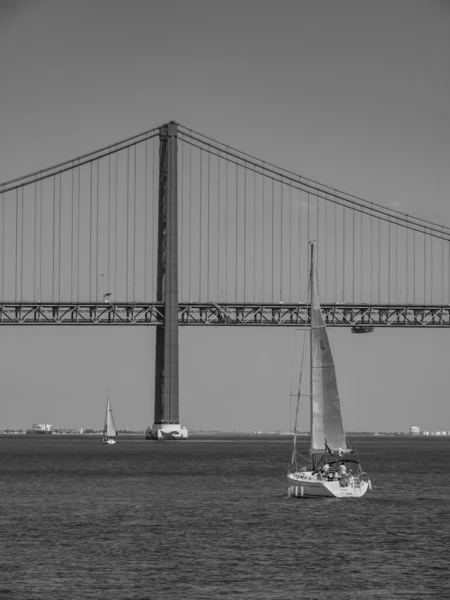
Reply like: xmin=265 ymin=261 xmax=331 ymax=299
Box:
xmin=0 ymin=302 xmax=450 ymax=327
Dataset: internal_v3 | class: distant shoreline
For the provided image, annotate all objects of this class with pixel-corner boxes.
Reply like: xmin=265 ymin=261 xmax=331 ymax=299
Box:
xmin=1 ymin=430 xmax=448 ymax=437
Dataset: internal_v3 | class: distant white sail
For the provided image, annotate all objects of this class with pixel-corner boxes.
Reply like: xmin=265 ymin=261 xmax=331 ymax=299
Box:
xmin=103 ymin=396 xmax=117 ymax=438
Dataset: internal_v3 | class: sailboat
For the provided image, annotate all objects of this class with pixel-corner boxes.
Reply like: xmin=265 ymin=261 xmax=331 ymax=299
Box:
xmin=102 ymin=394 xmax=118 ymax=445
xmin=287 ymin=242 xmax=371 ymax=498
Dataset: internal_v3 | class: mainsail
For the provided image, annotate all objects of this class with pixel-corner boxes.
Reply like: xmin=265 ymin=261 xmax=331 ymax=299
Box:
xmin=104 ymin=396 xmax=117 ymax=438
xmin=310 ymin=245 xmax=347 ymax=456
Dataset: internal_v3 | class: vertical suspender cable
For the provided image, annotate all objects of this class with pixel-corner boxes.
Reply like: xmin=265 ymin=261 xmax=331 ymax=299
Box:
xmin=34 ymin=179 xmax=38 ymax=301
xmin=261 ymin=173 xmax=265 ymax=301
xmin=133 ymin=146 xmax=137 ymax=303
xmin=218 ymin=153 xmax=221 ymax=300
xmin=316 ymin=194 xmax=320 ymax=285
xmin=225 ymin=152 xmax=228 ymax=302
xmin=243 ymin=162 xmax=247 ymax=302
xmin=448 ymin=236 xmax=450 ymax=304
xmin=413 ymin=229 xmax=416 ymax=304
xmin=1 ymin=193 xmax=4 ymax=302
xmin=307 ymin=193 xmax=310 ymax=297
xmin=89 ymin=163 xmax=93 ymax=300
xmin=108 ymin=153 xmax=111 ymax=299
xmin=406 ymin=220 xmax=409 ymax=305
xmin=207 ymin=150 xmax=210 ymax=301
xmin=188 ymin=141 xmax=192 ymax=302
xmin=430 ymin=231 xmax=433 ymax=305
xmin=126 ymin=148 xmax=130 ymax=302
xmin=271 ymin=179 xmax=274 ymax=303
xmin=298 ymin=185 xmax=302 ymax=301
xmin=279 ymin=180 xmax=283 ymax=301
xmin=77 ymin=166 xmax=80 ymax=302
xmin=15 ymin=189 xmax=19 ymax=302
xmin=41 ymin=178 xmax=44 ymax=302
xmin=151 ymin=140 xmax=155 ymax=300
xmin=395 ymin=219 xmax=398 ymax=303
xmin=441 ymin=226 xmax=444 ymax=305
xmin=53 ymin=177 xmax=56 ymax=300
xmin=342 ymin=205 xmax=345 ymax=303
xmin=334 ymin=197 xmax=337 ymax=302
xmin=20 ymin=187 xmax=24 ymax=302
xmin=360 ymin=209 xmax=363 ymax=303
xmin=199 ymin=149 xmax=203 ymax=301
xmin=71 ymin=168 xmax=74 ymax=301
xmin=180 ymin=140 xmax=183 ymax=300
xmin=324 ymin=193 xmax=327 ymax=301
xmin=289 ymin=184 xmax=292 ymax=301
xmin=388 ymin=217 xmax=391 ymax=305
xmin=378 ymin=218 xmax=381 ymax=304
xmin=95 ymin=161 xmax=99 ymax=303
xmin=253 ymin=168 xmax=256 ymax=302
xmin=352 ymin=206 xmax=355 ymax=304
xmin=235 ymin=164 xmax=238 ymax=303
xmin=424 ymin=232 xmax=427 ymax=304
xmin=370 ymin=207 xmax=373 ymax=304
xmin=59 ymin=174 xmax=62 ymax=302
xmin=144 ymin=141 xmax=147 ymax=301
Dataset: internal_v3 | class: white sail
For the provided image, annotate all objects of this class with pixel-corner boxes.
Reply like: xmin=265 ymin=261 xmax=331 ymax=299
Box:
xmin=310 ymin=245 xmax=347 ymax=456
xmin=104 ymin=396 xmax=117 ymax=438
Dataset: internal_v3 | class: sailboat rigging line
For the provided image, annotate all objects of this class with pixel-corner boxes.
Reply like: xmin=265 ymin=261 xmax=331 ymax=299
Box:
xmin=290 ymin=275 xmax=311 ymax=470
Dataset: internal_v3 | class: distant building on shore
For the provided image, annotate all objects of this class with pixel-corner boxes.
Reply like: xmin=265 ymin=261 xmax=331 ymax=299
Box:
xmin=409 ymin=426 xmax=420 ymax=436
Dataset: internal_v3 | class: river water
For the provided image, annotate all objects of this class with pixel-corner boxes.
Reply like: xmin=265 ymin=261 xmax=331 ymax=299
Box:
xmin=1 ymin=434 xmax=449 ymax=599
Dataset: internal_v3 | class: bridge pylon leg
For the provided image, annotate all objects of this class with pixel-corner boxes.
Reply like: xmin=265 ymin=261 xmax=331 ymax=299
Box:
xmin=145 ymin=121 xmax=188 ymax=441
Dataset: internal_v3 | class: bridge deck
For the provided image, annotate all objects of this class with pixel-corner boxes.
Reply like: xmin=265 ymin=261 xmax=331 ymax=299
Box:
xmin=0 ymin=302 xmax=449 ymax=327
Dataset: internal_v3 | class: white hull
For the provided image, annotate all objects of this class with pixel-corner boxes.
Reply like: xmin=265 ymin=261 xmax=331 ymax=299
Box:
xmin=102 ymin=438 xmax=116 ymax=445
xmin=287 ymin=471 xmax=371 ymax=498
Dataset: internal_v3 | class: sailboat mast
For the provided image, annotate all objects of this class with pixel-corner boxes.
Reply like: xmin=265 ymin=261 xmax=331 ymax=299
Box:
xmin=309 ymin=241 xmax=315 ymax=470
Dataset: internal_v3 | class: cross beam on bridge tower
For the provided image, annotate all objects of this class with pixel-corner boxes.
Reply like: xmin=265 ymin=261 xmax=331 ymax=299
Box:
xmin=145 ymin=122 xmax=187 ymax=441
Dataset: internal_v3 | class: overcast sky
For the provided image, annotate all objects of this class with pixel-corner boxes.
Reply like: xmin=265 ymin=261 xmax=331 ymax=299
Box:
xmin=1 ymin=0 xmax=449 ymax=432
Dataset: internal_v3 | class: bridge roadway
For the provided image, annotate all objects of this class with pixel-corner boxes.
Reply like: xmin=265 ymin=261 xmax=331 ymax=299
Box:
xmin=0 ymin=302 xmax=449 ymax=327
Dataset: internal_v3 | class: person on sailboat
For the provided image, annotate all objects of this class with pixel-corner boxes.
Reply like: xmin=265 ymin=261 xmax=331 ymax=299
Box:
xmin=348 ymin=470 xmax=354 ymax=488
xmin=338 ymin=462 xmax=347 ymax=477
xmin=338 ymin=462 xmax=348 ymax=486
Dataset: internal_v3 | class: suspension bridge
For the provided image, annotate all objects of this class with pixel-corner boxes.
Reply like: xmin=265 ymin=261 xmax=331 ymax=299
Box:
xmin=1 ymin=121 xmax=449 ymax=437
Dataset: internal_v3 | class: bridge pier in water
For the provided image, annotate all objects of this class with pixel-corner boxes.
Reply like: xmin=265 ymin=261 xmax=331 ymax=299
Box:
xmin=146 ymin=122 xmax=188 ymax=440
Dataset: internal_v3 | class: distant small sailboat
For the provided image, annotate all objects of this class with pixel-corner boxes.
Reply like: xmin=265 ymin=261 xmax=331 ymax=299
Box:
xmin=102 ymin=394 xmax=118 ymax=445
xmin=287 ymin=242 xmax=371 ymax=498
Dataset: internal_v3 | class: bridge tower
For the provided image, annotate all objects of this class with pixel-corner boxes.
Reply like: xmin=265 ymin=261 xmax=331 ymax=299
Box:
xmin=146 ymin=122 xmax=188 ymax=440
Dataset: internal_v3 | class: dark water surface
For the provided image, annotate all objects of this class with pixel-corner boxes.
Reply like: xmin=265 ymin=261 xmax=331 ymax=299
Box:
xmin=1 ymin=435 xmax=449 ymax=599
